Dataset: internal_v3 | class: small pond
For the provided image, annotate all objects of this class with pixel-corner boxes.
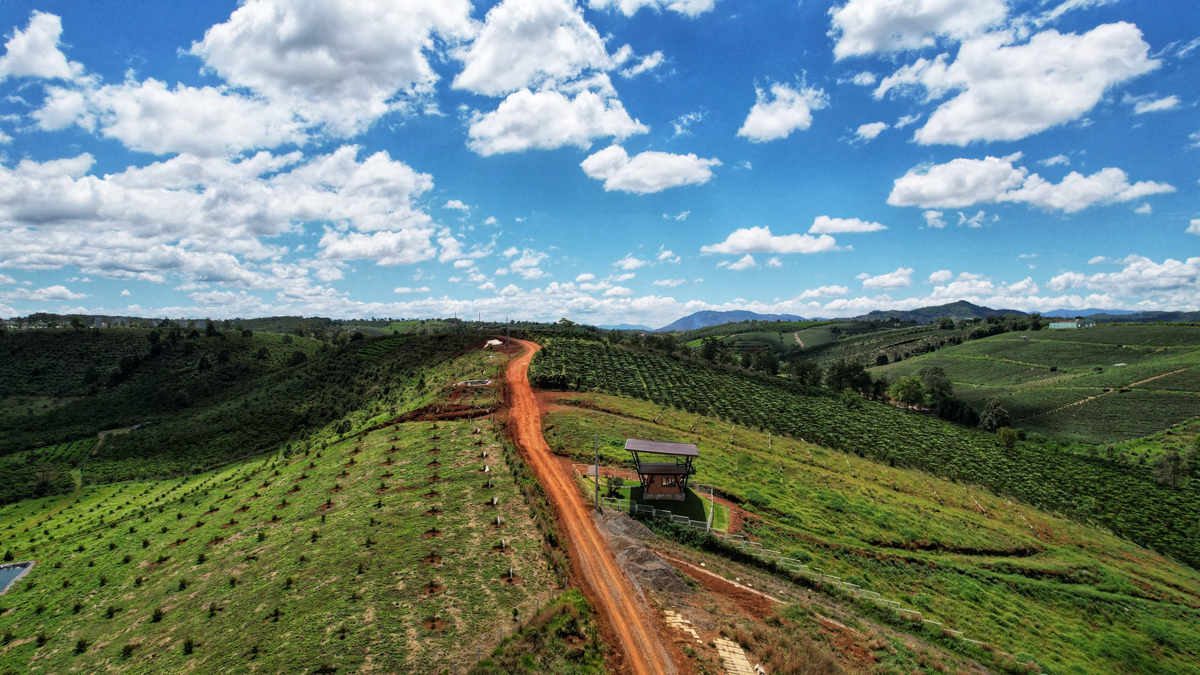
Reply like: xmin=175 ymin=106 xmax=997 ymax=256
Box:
xmin=0 ymin=562 xmax=33 ymax=594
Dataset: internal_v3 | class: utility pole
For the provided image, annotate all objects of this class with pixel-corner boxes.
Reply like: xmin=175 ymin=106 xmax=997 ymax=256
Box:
xmin=594 ymin=433 xmax=600 ymax=511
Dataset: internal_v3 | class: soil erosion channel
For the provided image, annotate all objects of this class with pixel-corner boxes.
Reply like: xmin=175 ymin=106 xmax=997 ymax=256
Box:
xmin=506 ymin=339 xmax=678 ymax=675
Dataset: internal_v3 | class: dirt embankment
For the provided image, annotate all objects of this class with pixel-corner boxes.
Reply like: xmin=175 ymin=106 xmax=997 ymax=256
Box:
xmin=505 ymin=339 xmax=680 ymax=675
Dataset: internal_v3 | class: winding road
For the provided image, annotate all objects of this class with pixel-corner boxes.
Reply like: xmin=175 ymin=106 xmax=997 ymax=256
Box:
xmin=505 ymin=339 xmax=678 ymax=675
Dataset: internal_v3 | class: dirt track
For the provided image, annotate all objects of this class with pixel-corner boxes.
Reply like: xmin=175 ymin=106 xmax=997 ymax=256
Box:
xmin=505 ymin=339 xmax=678 ymax=675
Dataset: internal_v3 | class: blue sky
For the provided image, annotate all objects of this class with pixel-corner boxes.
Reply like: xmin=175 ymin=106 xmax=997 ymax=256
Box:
xmin=0 ymin=0 xmax=1196 ymax=327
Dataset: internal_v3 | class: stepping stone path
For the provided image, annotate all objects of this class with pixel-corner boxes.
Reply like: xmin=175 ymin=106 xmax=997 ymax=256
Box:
xmin=713 ymin=637 xmax=757 ymax=675
xmin=663 ymin=610 xmax=703 ymax=644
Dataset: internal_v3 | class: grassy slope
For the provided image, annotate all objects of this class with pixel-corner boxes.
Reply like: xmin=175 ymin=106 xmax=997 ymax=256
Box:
xmin=544 ymin=393 xmax=1200 ymax=675
xmin=872 ymin=324 xmax=1200 ymax=444
xmin=0 ymin=350 xmax=566 ymax=674
xmin=0 ymin=330 xmax=483 ymax=501
xmin=530 ymin=338 xmax=1200 ymax=569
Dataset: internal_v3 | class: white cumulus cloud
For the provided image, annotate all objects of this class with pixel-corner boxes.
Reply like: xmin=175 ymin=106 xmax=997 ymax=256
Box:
xmin=876 ymin=23 xmax=1160 ymax=145
xmin=701 ymin=226 xmax=840 ymax=254
xmin=587 ymin=0 xmax=717 ymax=17
xmin=0 ymin=11 xmax=84 ymax=81
xmin=888 ymin=153 xmax=1173 ymax=213
xmin=580 ymin=145 xmax=720 ymax=194
xmin=808 ymin=216 xmax=886 ymax=234
xmin=829 ymin=0 xmax=1007 ymax=60
xmin=859 ymin=267 xmax=913 ymax=289
xmin=718 ymin=254 xmax=757 ymax=271
xmin=737 ymin=83 xmax=828 ymax=143
xmin=466 ymin=88 xmax=646 ymax=155
xmin=190 ymin=0 xmax=475 ymax=136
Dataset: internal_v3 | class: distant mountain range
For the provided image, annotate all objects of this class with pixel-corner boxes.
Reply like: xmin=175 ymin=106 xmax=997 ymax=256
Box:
xmin=847 ymin=301 xmax=1025 ymax=323
xmin=1041 ymin=308 xmax=1139 ymax=317
xmin=654 ymin=310 xmax=805 ymax=332
xmin=596 ymin=324 xmax=653 ymax=331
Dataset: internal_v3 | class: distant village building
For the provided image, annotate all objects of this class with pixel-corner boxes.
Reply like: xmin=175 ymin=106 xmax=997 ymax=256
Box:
xmin=1049 ymin=319 xmax=1096 ymax=330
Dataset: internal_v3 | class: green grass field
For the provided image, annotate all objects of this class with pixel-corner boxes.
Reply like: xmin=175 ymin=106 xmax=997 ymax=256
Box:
xmin=0 ymin=351 xmax=560 ymax=674
xmin=544 ymin=393 xmax=1200 ymax=675
xmin=873 ymin=324 xmax=1200 ymax=443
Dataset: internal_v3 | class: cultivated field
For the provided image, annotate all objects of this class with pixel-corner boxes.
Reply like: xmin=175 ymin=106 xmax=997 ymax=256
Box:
xmin=874 ymin=324 xmax=1200 ymax=443
xmin=530 ymin=338 xmax=1200 ymax=569
xmin=544 ymin=393 xmax=1200 ymax=675
xmin=0 ymin=350 xmax=566 ymax=674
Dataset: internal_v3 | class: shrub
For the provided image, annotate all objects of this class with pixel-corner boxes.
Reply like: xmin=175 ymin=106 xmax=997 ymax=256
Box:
xmin=74 ymin=639 xmax=88 ymax=655
xmin=151 ymin=608 xmax=163 ymax=623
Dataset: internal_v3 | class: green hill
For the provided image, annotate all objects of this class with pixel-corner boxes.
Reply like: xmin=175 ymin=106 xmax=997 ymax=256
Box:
xmin=529 ymin=337 xmax=1200 ymax=568
xmin=0 ymin=348 xmax=594 ymax=674
xmin=542 ymin=392 xmax=1200 ymax=675
xmin=0 ymin=328 xmax=483 ymax=503
xmin=872 ymin=323 xmax=1200 ymax=444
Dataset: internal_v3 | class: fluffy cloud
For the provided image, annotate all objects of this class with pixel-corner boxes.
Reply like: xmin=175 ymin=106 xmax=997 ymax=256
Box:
xmin=876 ymin=23 xmax=1159 ymax=145
xmin=190 ymin=0 xmax=474 ymax=136
xmin=737 ymin=83 xmax=828 ymax=142
xmin=1052 ymin=256 xmax=1200 ymax=303
xmin=0 ymin=146 xmax=445 ymax=293
xmin=1048 ymin=271 xmax=1087 ymax=291
xmin=0 ymin=11 xmax=84 ymax=81
xmin=808 ymin=216 xmax=886 ymax=234
xmin=500 ymin=248 xmax=550 ymax=279
xmin=719 ymin=254 xmax=757 ymax=271
xmin=859 ymin=267 xmax=913 ymax=289
xmin=38 ymin=79 xmax=307 ymax=157
xmin=587 ymin=0 xmax=717 ymax=17
xmin=614 ymin=254 xmax=650 ymax=270
xmin=580 ymin=145 xmax=720 ymax=194
xmin=923 ymin=210 xmax=947 ymax=228
xmin=575 ymin=273 xmax=596 ymax=282
xmin=829 ymin=0 xmax=1007 ymax=60
xmin=0 ymin=284 xmax=89 ymax=302
xmin=1125 ymin=93 xmax=1179 ymax=114
xmin=618 ymin=50 xmax=664 ymax=79
xmin=928 ymin=269 xmax=952 ymax=284
xmin=393 ymin=286 xmax=431 ymax=293
xmin=796 ymin=285 xmax=849 ymax=299
xmin=1189 ymin=220 xmax=1200 ymax=236
xmin=653 ymin=278 xmax=686 ymax=286
xmin=701 ymin=226 xmax=839 ymax=255
xmin=888 ymin=153 xmax=1173 ymax=212
xmin=765 ymin=257 xmax=783 ymax=268
xmin=444 ymin=200 xmax=469 ymax=211
xmin=454 ymin=0 xmax=608 ymax=97
xmin=854 ymin=121 xmax=888 ymax=141
xmin=466 ymin=88 xmax=647 ymax=155
xmin=1040 ymin=154 xmax=1070 ymax=167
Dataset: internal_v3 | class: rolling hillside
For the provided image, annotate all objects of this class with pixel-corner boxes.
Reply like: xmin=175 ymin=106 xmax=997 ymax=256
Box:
xmin=873 ymin=323 xmax=1200 ymax=443
xmin=0 ymin=348 xmax=596 ymax=674
xmin=543 ymin=393 xmax=1200 ymax=675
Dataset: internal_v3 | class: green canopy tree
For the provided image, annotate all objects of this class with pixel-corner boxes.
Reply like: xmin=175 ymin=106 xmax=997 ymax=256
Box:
xmin=889 ymin=376 xmax=925 ymax=409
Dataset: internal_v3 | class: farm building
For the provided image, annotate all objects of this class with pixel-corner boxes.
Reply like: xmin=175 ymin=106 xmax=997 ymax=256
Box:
xmin=625 ymin=438 xmax=698 ymax=501
xmin=1049 ymin=319 xmax=1096 ymax=330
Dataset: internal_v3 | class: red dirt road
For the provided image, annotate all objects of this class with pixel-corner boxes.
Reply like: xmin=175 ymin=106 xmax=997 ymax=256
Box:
xmin=506 ymin=340 xmax=678 ymax=675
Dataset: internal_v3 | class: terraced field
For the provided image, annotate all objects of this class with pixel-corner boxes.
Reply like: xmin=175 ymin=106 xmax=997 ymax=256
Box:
xmin=874 ymin=324 xmax=1200 ymax=443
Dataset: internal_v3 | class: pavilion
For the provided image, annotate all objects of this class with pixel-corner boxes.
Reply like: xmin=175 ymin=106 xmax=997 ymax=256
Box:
xmin=625 ymin=438 xmax=698 ymax=501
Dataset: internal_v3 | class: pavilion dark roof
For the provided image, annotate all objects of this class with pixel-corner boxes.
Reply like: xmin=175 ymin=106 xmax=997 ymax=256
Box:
xmin=624 ymin=438 xmax=699 ymax=457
